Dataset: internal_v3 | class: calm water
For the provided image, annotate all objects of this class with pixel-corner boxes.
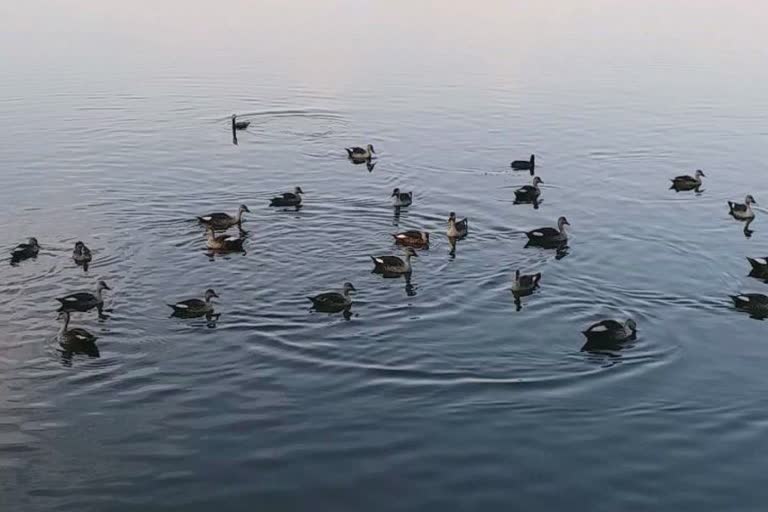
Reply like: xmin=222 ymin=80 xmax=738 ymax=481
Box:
xmin=3 ymin=1 xmax=768 ymax=510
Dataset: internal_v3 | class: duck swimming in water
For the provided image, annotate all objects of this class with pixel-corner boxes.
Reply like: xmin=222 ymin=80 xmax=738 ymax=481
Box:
xmin=345 ymin=144 xmax=375 ymax=160
xmin=232 ymin=114 xmax=250 ymax=130
xmin=57 ymin=280 xmax=111 ymax=314
xmin=57 ymin=311 xmax=99 ymax=358
xmin=371 ymin=247 xmax=418 ymax=275
xmin=731 ymin=293 xmax=768 ymax=318
xmin=198 ymin=204 xmax=251 ymax=230
xmin=168 ymin=289 xmax=219 ymax=317
xmin=392 ymin=230 xmax=430 ymax=248
xmin=391 ymin=188 xmax=413 ymax=207
xmin=582 ymin=319 xmax=637 ymax=344
xmin=10 ymin=237 xmax=39 ymax=264
xmin=447 ymin=212 xmax=469 ymax=238
xmin=526 ymin=216 xmax=570 ymax=247
xmin=308 ymin=282 xmax=356 ymax=313
xmin=728 ymin=195 xmax=757 ymax=220
xmin=511 ymin=154 xmax=535 ymax=172
xmin=670 ymin=170 xmax=705 ymax=191
xmin=73 ymin=241 xmax=92 ymax=268
xmin=269 ymin=187 xmax=304 ymax=207
xmin=511 ymin=269 xmax=542 ymax=296
xmin=514 ymin=176 xmax=543 ymax=202
xmin=206 ymin=226 xmax=245 ymax=252
xmin=747 ymin=257 xmax=768 ymax=277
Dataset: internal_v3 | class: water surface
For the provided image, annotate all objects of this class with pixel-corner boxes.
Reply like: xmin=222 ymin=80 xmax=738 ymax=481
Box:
xmin=2 ymin=1 xmax=768 ymax=510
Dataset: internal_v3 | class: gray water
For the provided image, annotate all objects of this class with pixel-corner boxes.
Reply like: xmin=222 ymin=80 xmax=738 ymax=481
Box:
xmin=2 ymin=1 xmax=768 ymax=510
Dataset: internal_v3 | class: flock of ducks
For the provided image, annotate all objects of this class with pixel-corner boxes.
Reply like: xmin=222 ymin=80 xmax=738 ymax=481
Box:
xmin=8 ymin=130 xmax=766 ymax=358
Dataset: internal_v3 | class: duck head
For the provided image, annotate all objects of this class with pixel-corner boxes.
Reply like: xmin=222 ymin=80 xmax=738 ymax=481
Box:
xmin=98 ymin=280 xmax=111 ymax=291
xmin=404 ymin=247 xmax=419 ymax=258
xmin=295 ymin=186 xmax=304 ymax=195
xmin=558 ymin=216 xmax=571 ymax=230
xmin=28 ymin=237 xmax=39 ymax=248
xmin=746 ymin=195 xmax=757 ymax=205
xmin=625 ymin=318 xmax=637 ymax=333
xmin=532 ymin=176 xmax=543 ymax=186
xmin=204 ymin=289 xmax=219 ymax=302
xmin=342 ymin=282 xmax=357 ymax=294
xmin=391 ymin=188 xmax=401 ymax=197
xmin=367 ymin=144 xmax=375 ymax=154
xmin=695 ymin=169 xmax=705 ymax=178
xmin=448 ymin=211 xmax=457 ymax=222
xmin=239 ymin=204 xmax=251 ymax=214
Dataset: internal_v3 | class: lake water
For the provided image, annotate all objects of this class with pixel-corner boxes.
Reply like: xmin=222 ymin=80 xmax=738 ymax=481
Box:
xmin=2 ymin=1 xmax=768 ymax=510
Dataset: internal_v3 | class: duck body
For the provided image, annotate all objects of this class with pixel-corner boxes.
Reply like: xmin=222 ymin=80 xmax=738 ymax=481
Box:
xmin=393 ymin=230 xmax=430 ymax=248
xmin=11 ymin=237 xmax=39 ymax=264
xmin=747 ymin=257 xmax=768 ymax=277
xmin=731 ymin=293 xmax=768 ymax=316
xmin=57 ymin=280 xmax=110 ymax=313
xmin=58 ymin=311 xmax=99 ymax=357
xmin=308 ymin=282 xmax=356 ymax=313
xmin=270 ymin=187 xmax=304 ymax=207
xmin=73 ymin=241 xmax=92 ymax=266
xmin=511 ymin=269 xmax=542 ymax=296
xmin=231 ymin=115 xmax=250 ymax=130
xmin=391 ymin=188 xmax=413 ymax=207
xmin=514 ymin=177 xmax=543 ymax=202
xmin=511 ymin=154 xmax=535 ymax=171
xmin=169 ymin=289 xmax=218 ymax=317
xmin=729 ymin=195 xmax=757 ymax=220
xmin=582 ymin=319 xmax=637 ymax=345
xmin=371 ymin=247 xmax=418 ymax=275
xmin=447 ymin=212 xmax=469 ymax=238
xmin=526 ymin=216 xmax=570 ymax=247
xmin=345 ymin=144 xmax=375 ymax=160
xmin=671 ymin=170 xmax=705 ymax=191
xmin=198 ymin=205 xmax=250 ymax=230
xmin=206 ymin=227 xmax=245 ymax=251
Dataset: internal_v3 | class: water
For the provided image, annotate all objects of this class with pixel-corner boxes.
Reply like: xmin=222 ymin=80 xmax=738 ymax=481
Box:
xmin=2 ymin=1 xmax=768 ymax=509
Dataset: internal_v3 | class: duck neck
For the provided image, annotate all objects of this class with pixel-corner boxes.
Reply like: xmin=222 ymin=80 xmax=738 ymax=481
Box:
xmin=559 ymin=223 xmax=567 ymax=235
xmin=60 ymin=314 xmax=69 ymax=336
xmin=236 ymin=209 xmax=244 ymax=223
xmin=95 ymin=287 xmax=103 ymax=302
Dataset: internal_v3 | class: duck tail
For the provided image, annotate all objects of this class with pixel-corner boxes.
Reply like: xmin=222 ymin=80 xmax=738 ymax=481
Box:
xmin=345 ymin=148 xmax=353 ymax=157
xmin=533 ymin=273 xmax=542 ymax=285
xmin=747 ymin=257 xmax=761 ymax=270
xmin=728 ymin=201 xmax=735 ymax=212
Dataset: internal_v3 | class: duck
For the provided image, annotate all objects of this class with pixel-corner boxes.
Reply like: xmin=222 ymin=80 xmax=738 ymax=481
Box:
xmin=57 ymin=311 xmax=99 ymax=358
xmin=206 ymin=226 xmax=245 ymax=252
xmin=747 ymin=256 xmax=768 ymax=276
xmin=582 ymin=319 xmax=637 ymax=344
xmin=391 ymin=188 xmax=413 ymax=207
xmin=447 ymin=212 xmax=469 ymax=238
xmin=392 ymin=230 xmax=430 ymax=248
xmin=57 ymin=311 xmax=97 ymax=346
xmin=231 ymin=114 xmax=250 ymax=130
xmin=514 ymin=176 xmax=543 ymax=202
xmin=308 ymin=282 xmax=356 ymax=313
xmin=728 ymin=195 xmax=757 ymax=220
xmin=72 ymin=241 xmax=92 ymax=266
xmin=57 ymin=280 xmax=111 ymax=313
xmin=511 ymin=154 xmax=535 ymax=171
xmin=269 ymin=187 xmax=304 ymax=207
xmin=670 ymin=169 xmax=705 ymax=190
xmin=526 ymin=216 xmax=570 ymax=246
xmin=10 ymin=237 xmax=39 ymax=264
xmin=511 ymin=269 xmax=542 ymax=296
xmin=731 ymin=293 xmax=768 ymax=317
xmin=168 ymin=288 xmax=219 ymax=317
xmin=371 ymin=247 xmax=418 ymax=274
xmin=198 ymin=204 xmax=251 ymax=230
xmin=345 ymin=144 xmax=375 ymax=159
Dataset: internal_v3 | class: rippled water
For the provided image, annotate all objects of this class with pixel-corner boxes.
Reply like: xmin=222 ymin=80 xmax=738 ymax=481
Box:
xmin=3 ymin=1 xmax=768 ymax=510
